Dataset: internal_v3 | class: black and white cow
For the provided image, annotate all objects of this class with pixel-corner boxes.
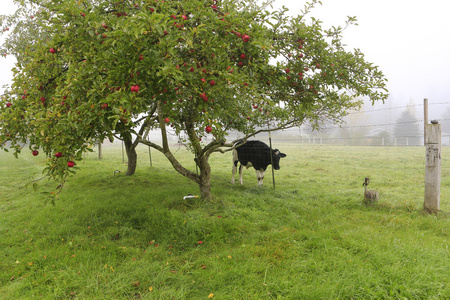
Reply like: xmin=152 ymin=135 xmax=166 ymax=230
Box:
xmin=231 ymin=140 xmax=287 ymax=186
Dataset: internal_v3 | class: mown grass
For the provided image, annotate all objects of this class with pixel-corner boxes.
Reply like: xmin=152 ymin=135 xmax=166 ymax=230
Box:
xmin=0 ymin=143 xmax=449 ymax=299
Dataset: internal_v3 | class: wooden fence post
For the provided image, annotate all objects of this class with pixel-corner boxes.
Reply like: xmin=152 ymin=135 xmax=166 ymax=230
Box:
xmin=424 ymin=99 xmax=441 ymax=213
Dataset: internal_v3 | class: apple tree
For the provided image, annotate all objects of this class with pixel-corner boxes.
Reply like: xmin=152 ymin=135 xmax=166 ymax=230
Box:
xmin=0 ymin=0 xmax=388 ymax=200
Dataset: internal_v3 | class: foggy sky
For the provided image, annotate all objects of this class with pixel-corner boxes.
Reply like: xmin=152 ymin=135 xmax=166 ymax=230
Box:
xmin=1 ymin=0 xmax=450 ymax=120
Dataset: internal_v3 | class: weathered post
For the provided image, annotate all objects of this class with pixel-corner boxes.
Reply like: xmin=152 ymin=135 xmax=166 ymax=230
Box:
xmin=363 ymin=177 xmax=378 ymax=205
xmin=424 ymin=99 xmax=441 ymax=213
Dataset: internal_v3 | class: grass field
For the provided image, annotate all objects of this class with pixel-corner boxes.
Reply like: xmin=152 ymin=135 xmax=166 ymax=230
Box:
xmin=0 ymin=143 xmax=449 ymax=299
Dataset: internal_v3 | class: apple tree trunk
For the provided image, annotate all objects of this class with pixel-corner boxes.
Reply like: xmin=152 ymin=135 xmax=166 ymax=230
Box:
xmin=196 ymin=155 xmax=212 ymax=200
xmin=123 ymin=134 xmax=137 ymax=176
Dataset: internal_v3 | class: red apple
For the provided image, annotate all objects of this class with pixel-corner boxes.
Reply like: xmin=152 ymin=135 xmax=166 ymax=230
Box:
xmin=200 ymin=93 xmax=208 ymax=102
xmin=55 ymin=152 xmax=62 ymax=158
xmin=131 ymin=85 xmax=140 ymax=92
xmin=240 ymin=53 xmax=246 ymax=59
xmin=201 ymin=78 xmax=206 ymax=83
xmin=164 ymin=117 xmax=170 ymax=123
xmin=205 ymin=126 xmax=212 ymax=133
xmin=40 ymin=97 xmax=46 ymax=102
xmin=189 ymin=67 xmax=194 ymax=72
xmin=49 ymin=48 xmax=56 ymax=53
xmin=241 ymin=34 xmax=250 ymax=42
xmin=209 ymin=80 xmax=216 ymax=86
xmin=181 ymin=15 xmax=188 ymax=21
xmin=32 ymin=150 xmax=39 ymax=156
xmin=285 ymin=68 xmax=290 ymax=74
xmin=67 ymin=161 xmax=75 ymax=167
xmin=101 ymin=103 xmax=108 ymax=109
xmin=6 ymin=102 xmax=12 ymax=107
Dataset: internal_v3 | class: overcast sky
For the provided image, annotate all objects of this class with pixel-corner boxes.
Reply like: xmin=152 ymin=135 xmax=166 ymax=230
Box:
xmin=1 ymin=0 xmax=450 ymax=117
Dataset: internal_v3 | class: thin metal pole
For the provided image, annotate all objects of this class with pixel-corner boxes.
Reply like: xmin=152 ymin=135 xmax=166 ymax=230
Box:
xmin=424 ymin=98 xmax=428 ymax=145
xmin=269 ymin=132 xmax=275 ymax=190
xmin=148 ymin=146 xmax=152 ymax=167
xmin=122 ymin=141 xmax=124 ymax=163
xmin=98 ymin=141 xmax=102 ymax=160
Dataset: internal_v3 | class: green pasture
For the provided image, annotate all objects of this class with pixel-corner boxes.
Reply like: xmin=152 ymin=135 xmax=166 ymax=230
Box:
xmin=0 ymin=143 xmax=449 ymax=299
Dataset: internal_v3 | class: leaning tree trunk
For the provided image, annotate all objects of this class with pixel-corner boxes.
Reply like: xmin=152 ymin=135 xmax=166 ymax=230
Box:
xmin=196 ymin=154 xmax=212 ymax=200
xmin=123 ymin=134 xmax=137 ymax=176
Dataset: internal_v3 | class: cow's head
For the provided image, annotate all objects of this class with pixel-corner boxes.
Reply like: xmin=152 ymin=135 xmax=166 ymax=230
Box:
xmin=272 ymin=149 xmax=287 ymax=170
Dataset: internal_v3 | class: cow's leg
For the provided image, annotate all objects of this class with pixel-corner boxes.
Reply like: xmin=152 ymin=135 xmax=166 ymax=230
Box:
xmin=231 ymin=161 xmax=238 ymax=184
xmin=231 ymin=150 xmax=238 ymax=184
xmin=239 ymin=165 xmax=244 ymax=184
xmin=256 ymin=168 xmax=265 ymax=186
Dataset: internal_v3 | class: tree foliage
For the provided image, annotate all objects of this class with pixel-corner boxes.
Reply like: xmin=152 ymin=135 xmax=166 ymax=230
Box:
xmin=0 ymin=0 xmax=388 ymax=199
